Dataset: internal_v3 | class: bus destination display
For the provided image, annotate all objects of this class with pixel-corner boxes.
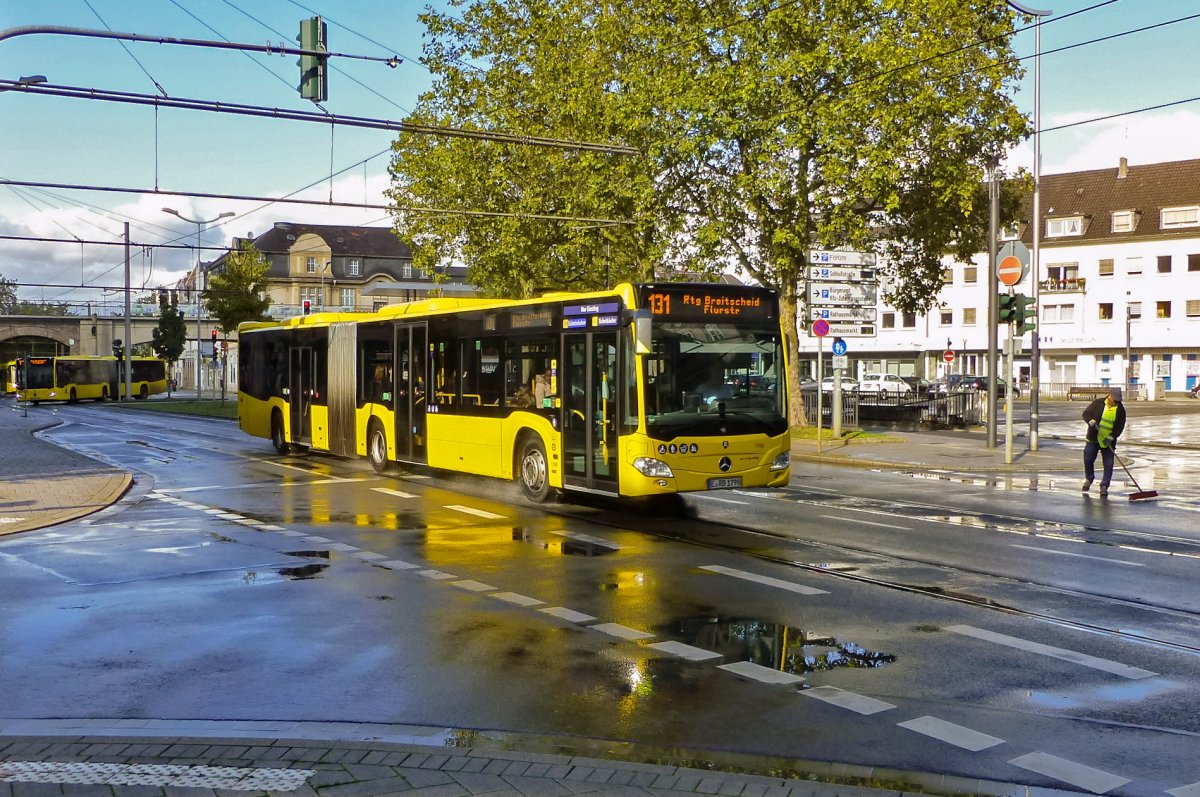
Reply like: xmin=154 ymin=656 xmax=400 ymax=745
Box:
xmin=638 ymin=285 xmax=777 ymax=322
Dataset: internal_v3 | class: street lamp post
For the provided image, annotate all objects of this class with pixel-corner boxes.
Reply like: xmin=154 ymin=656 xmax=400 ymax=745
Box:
xmin=1008 ymin=1 xmax=1051 ymax=451
xmin=163 ymin=208 xmax=233 ymax=399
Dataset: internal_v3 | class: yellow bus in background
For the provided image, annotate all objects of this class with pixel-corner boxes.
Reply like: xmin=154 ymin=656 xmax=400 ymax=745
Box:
xmin=14 ymin=355 xmax=168 ymax=403
xmin=3 ymin=360 xmax=17 ymax=394
xmin=237 ymin=282 xmax=790 ymax=502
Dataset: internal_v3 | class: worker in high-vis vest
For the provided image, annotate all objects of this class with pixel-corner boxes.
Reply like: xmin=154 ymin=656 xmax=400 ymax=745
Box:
xmin=1081 ymin=386 xmax=1127 ymax=497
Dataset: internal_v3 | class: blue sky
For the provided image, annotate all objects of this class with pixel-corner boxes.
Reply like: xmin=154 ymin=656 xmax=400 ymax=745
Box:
xmin=3 ymin=0 xmax=1200 ymax=310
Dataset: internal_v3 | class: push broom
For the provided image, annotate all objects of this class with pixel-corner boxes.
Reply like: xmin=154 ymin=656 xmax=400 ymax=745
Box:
xmin=1114 ymin=452 xmax=1158 ymax=501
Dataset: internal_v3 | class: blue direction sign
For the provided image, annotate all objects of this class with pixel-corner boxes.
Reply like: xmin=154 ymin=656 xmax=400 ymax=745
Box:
xmin=831 ymin=337 xmax=848 ymax=356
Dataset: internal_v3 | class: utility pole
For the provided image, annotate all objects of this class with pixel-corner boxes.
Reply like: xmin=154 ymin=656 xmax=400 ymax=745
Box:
xmin=123 ymin=222 xmax=132 ymax=401
xmin=986 ymin=169 xmax=999 ymax=447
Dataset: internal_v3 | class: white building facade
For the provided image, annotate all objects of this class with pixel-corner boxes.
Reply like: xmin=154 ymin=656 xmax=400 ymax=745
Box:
xmin=797 ymin=157 xmax=1200 ymax=398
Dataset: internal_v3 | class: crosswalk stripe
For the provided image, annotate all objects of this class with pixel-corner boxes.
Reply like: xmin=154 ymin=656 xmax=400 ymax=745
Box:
xmin=800 ymin=685 xmax=894 ymax=715
xmin=539 ymin=607 xmax=596 ymax=624
xmin=718 ymin=661 xmax=803 ymax=685
xmin=372 ymin=487 xmax=417 ymax=499
xmin=898 ymin=716 xmax=1004 ymax=751
xmin=650 ymin=641 xmax=722 ymax=662
xmin=1009 ymin=752 xmax=1129 ymax=794
xmin=591 ymin=622 xmax=653 ymax=641
xmin=701 ymin=565 xmax=828 ymax=595
xmin=947 ymin=625 xmax=1156 ymax=680
xmin=445 ymin=504 xmax=505 ymax=519
xmin=1167 ymin=782 xmax=1200 ymax=797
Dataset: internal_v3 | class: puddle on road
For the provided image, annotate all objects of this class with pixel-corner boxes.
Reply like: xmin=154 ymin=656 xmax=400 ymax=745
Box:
xmin=661 ymin=615 xmax=895 ymax=676
xmin=277 ymin=549 xmax=333 ymax=580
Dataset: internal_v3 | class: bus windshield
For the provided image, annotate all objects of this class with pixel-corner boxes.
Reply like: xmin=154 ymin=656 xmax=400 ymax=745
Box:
xmin=24 ymin=360 xmax=54 ymax=389
xmin=643 ymin=321 xmax=787 ymax=440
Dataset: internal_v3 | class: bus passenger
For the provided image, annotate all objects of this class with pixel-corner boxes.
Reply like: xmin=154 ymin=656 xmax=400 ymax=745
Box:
xmin=534 ymin=367 xmax=554 ymax=408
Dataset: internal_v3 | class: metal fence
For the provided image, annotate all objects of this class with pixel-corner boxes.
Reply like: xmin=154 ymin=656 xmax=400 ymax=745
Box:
xmin=801 ymin=388 xmax=984 ymax=428
xmin=799 ymin=389 xmax=859 ymax=427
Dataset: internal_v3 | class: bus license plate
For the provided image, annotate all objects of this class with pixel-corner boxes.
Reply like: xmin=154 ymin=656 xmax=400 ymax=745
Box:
xmin=707 ymin=477 xmax=742 ymax=490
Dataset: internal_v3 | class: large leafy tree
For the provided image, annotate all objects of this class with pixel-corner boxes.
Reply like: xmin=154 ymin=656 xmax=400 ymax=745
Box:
xmin=150 ymin=290 xmax=187 ymax=394
xmin=0 ymin=274 xmax=15 ymax=314
xmin=203 ymin=241 xmax=273 ymax=335
xmin=387 ymin=0 xmax=1028 ymax=424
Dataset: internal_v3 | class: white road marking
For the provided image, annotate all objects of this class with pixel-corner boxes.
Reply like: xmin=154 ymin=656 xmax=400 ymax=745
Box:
xmin=161 ymin=482 xmax=280 ymax=493
xmin=353 ymin=551 xmax=388 ymax=561
xmin=549 ymin=530 xmax=620 ymax=550
xmin=897 ymin=716 xmax=1004 ymax=751
xmin=327 ymin=544 xmax=360 ymax=553
xmin=203 ymin=509 xmax=225 ymax=515
xmin=800 ymin=685 xmax=895 ymax=715
xmin=445 ymin=504 xmax=505 ymax=519
xmin=491 ymin=592 xmax=546 ymax=607
xmin=539 ymin=607 xmax=597 ymax=624
xmin=1010 ymin=544 xmax=1144 ymax=567
xmin=1167 ymin=782 xmax=1200 ymax=797
xmin=278 ymin=530 xmax=307 ymax=537
xmin=372 ymin=487 xmax=417 ymax=499
xmin=417 ymin=569 xmax=456 ymax=580
xmin=947 ymin=625 xmax=1156 ymax=679
xmin=718 ymin=661 xmax=803 ymax=685
xmin=692 ymin=494 xmax=748 ymax=505
xmin=819 ymin=513 xmax=912 ymax=531
xmin=450 ymin=580 xmax=496 ymax=592
xmin=701 ymin=565 xmax=828 ymax=595
xmin=0 ymin=518 xmax=24 ymax=525
xmin=258 ymin=525 xmax=286 ymax=531
xmin=217 ymin=513 xmax=246 ymax=521
xmin=378 ymin=560 xmax=420 ymax=570
xmin=650 ymin=641 xmax=722 ymax=662
xmin=1008 ymin=752 xmax=1130 ymax=794
xmin=591 ymin=622 xmax=653 ymax=641
xmin=305 ymin=536 xmax=333 ymax=543
xmin=263 ymin=461 xmax=353 ymax=481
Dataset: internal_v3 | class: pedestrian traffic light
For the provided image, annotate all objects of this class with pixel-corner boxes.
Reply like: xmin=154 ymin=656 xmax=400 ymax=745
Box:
xmin=1014 ymin=293 xmax=1037 ymax=335
xmin=211 ymin=330 xmax=219 ymax=361
xmin=998 ymin=292 xmax=1016 ymax=324
xmin=303 ymin=299 xmax=311 ymax=315
xmin=297 ymin=16 xmax=328 ymax=102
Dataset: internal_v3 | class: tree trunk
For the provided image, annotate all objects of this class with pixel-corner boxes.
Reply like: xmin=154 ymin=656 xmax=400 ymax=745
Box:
xmin=780 ymin=289 xmax=809 ymax=428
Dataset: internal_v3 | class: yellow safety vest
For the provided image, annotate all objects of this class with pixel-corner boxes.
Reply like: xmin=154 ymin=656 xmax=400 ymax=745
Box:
xmin=1098 ymin=402 xmax=1118 ymax=448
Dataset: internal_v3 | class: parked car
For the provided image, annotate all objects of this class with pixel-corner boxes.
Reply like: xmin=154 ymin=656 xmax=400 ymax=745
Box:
xmin=900 ymin=376 xmax=934 ymax=395
xmin=936 ymin=374 xmax=1019 ymax=398
xmin=858 ymin=373 xmax=913 ymax=395
xmin=820 ymin=376 xmax=859 ymax=393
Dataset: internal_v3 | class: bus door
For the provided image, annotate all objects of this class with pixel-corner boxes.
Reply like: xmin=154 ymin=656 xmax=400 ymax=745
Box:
xmin=392 ymin=323 xmax=428 ymax=464
xmin=289 ymin=346 xmax=315 ymax=446
xmin=562 ymin=331 xmax=618 ymax=492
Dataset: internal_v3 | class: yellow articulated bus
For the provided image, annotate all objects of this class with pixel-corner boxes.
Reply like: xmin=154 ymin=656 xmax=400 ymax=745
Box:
xmin=3 ymin=360 xmax=17 ymax=394
xmin=237 ymin=282 xmax=790 ymax=502
xmin=14 ymin=355 xmax=168 ymax=403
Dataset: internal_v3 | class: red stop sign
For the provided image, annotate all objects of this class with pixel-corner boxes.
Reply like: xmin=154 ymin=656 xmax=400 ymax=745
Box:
xmin=943 ymin=350 xmax=955 ymax=363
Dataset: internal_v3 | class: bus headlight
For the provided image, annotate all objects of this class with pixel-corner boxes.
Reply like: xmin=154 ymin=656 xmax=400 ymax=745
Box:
xmin=769 ymin=451 xmax=790 ymax=471
xmin=633 ymin=457 xmax=674 ymax=478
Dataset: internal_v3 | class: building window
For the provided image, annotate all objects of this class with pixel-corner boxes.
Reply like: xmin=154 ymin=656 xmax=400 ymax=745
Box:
xmin=402 ymin=263 xmax=413 ymax=279
xmin=963 ymin=308 xmax=977 ymax=325
xmin=300 ymin=286 xmax=323 ymax=306
xmin=939 ymin=309 xmax=952 ymax=325
xmin=1099 ymin=258 xmax=1114 ymax=276
xmin=1189 ymin=254 xmax=1200 ymax=272
xmin=941 ymin=268 xmax=953 ymax=285
xmin=348 ymin=258 xmax=360 ymax=276
xmin=999 ymin=225 xmax=1020 ymax=241
xmin=1098 ymin=303 xmax=1113 ymax=320
xmin=1162 ymin=206 xmax=1200 ymax=228
xmin=1128 ymin=302 xmax=1142 ymax=319
xmin=882 ymin=312 xmax=895 ymax=329
xmin=1157 ymin=301 xmax=1171 ymax=319
xmin=1158 ymin=255 xmax=1172 ymax=273
xmin=340 ymin=288 xmax=355 ymax=308
xmin=901 ymin=312 xmax=916 ymax=328
xmin=1126 ymin=257 xmax=1143 ymax=276
xmin=1044 ymin=304 xmax=1075 ymax=323
xmin=963 ymin=266 xmax=977 ymax=284
xmin=1046 ymin=216 xmax=1083 ymax=237
xmin=1187 ymin=299 xmax=1200 ymax=317
xmin=306 ymin=256 xmax=316 ymax=274
xmin=1047 ymin=262 xmax=1078 ymax=287
xmin=1111 ymin=210 xmax=1136 ymax=233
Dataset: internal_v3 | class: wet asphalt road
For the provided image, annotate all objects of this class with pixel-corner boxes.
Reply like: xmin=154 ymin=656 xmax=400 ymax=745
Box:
xmin=2 ymin=403 xmax=1199 ymax=797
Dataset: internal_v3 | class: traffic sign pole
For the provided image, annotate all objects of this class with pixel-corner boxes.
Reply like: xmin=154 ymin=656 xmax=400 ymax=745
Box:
xmin=816 ymin=335 xmax=824 ymax=454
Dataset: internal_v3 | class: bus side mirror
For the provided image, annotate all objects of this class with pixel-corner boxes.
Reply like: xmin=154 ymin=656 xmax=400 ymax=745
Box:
xmin=631 ymin=309 xmax=652 ymax=356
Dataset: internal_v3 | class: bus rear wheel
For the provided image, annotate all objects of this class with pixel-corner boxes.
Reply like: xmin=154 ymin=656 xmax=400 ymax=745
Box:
xmin=271 ymin=411 xmax=291 ymax=454
xmin=68 ymin=388 xmax=78 ymax=404
xmin=518 ymin=437 xmax=552 ymax=503
xmin=367 ymin=421 xmax=391 ymax=474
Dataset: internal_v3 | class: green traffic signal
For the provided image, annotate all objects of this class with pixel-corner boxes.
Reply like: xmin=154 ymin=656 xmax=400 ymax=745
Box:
xmin=1014 ymin=293 xmax=1037 ymax=335
xmin=998 ymin=292 xmax=1016 ymax=324
xmin=298 ymin=16 xmax=328 ymax=102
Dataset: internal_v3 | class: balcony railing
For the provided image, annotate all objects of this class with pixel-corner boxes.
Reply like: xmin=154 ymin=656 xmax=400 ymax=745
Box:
xmin=1040 ymin=276 xmax=1086 ymax=293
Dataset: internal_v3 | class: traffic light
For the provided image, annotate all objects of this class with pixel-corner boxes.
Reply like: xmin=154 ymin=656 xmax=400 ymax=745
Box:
xmin=211 ymin=330 xmax=219 ymax=362
xmin=111 ymin=338 xmax=123 ymax=361
xmin=998 ymin=292 xmax=1016 ymax=324
xmin=303 ymin=299 xmax=312 ymax=315
xmin=298 ymin=16 xmax=328 ymax=102
xmin=1014 ymin=293 xmax=1037 ymax=335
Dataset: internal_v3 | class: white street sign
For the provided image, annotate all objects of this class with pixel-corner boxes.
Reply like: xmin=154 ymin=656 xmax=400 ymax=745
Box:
xmin=810 ymin=283 xmax=878 ymax=305
xmin=811 ymin=306 xmax=877 ymax=322
xmin=823 ymin=323 xmax=876 ymax=337
xmin=832 ymin=354 xmax=848 ymax=369
xmin=810 ymin=250 xmax=877 ymax=266
xmin=809 ymin=266 xmax=877 ymax=282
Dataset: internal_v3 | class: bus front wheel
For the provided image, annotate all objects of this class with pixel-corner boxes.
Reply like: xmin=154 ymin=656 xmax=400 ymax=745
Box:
xmin=518 ymin=437 xmax=552 ymax=503
xmin=68 ymin=388 xmax=78 ymax=404
xmin=367 ymin=421 xmax=391 ymax=474
xmin=99 ymin=386 xmax=108 ymax=402
xmin=271 ymin=411 xmax=291 ymax=454
xmin=137 ymin=384 xmax=149 ymax=400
